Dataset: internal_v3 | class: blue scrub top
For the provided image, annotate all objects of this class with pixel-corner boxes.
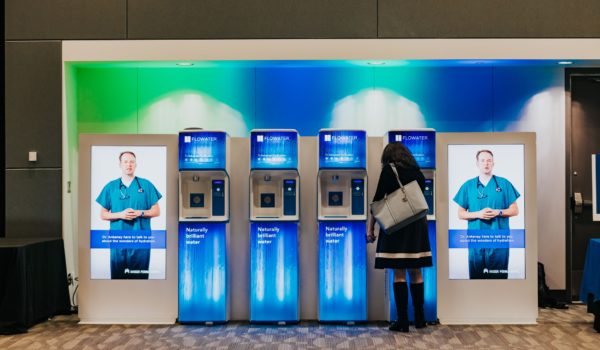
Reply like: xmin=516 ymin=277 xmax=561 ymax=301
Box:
xmin=453 ymin=175 xmax=520 ymax=229
xmin=96 ymin=176 xmax=162 ymax=230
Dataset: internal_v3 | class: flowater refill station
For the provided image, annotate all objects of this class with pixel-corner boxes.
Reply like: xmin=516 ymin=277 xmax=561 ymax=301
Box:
xmin=385 ymin=128 xmax=437 ymax=324
xmin=317 ymin=129 xmax=368 ymax=322
xmin=178 ymin=130 xmax=230 ymax=323
xmin=249 ymin=129 xmax=300 ymax=323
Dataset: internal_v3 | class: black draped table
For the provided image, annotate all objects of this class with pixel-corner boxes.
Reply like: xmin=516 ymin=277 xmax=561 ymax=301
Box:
xmin=580 ymin=238 xmax=600 ymax=332
xmin=0 ymin=238 xmax=71 ymax=334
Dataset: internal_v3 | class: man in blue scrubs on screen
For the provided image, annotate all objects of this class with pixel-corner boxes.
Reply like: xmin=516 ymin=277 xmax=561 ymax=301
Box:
xmin=96 ymin=151 xmax=162 ymax=279
xmin=453 ymin=149 xmax=520 ymax=279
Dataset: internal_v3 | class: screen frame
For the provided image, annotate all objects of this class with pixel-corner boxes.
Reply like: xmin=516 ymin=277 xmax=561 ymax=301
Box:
xmin=436 ymin=132 xmax=537 ymax=324
xmin=78 ymin=134 xmax=178 ymax=323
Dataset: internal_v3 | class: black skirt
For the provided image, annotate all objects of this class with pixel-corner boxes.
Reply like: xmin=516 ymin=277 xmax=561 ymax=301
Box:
xmin=374 ymin=216 xmax=433 ymax=269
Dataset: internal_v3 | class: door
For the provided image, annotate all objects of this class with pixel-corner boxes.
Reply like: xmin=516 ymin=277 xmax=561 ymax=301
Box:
xmin=567 ymin=69 xmax=600 ymax=299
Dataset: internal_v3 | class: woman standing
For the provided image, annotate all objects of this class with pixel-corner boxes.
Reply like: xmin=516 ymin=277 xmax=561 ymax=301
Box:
xmin=367 ymin=142 xmax=433 ymax=332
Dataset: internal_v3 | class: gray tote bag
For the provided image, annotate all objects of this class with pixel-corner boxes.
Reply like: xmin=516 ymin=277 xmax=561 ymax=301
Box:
xmin=370 ymin=164 xmax=429 ymax=235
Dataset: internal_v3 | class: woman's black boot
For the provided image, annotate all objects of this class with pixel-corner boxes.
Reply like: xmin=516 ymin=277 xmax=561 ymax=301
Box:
xmin=390 ymin=282 xmax=409 ymax=332
xmin=410 ymin=282 xmax=427 ymax=329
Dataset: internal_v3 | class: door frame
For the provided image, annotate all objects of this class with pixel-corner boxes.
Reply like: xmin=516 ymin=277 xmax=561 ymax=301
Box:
xmin=565 ymin=68 xmax=600 ymax=300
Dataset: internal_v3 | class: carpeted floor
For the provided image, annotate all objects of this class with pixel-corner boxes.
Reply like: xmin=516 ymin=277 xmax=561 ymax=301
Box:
xmin=1 ymin=304 xmax=598 ymax=349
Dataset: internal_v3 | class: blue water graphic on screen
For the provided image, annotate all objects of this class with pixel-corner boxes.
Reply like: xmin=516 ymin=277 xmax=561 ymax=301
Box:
xmin=179 ymin=131 xmax=227 ymax=170
xmin=387 ymin=130 xmax=436 ymax=169
xmin=388 ymin=221 xmax=437 ymax=322
xmin=318 ymin=221 xmax=367 ymax=321
xmin=250 ymin=130 xmax=298 ymax=169
xmin=178 ymin=222 xmax=228 ymax=322
xmin=250 ymin=222 xmax=299 ymax=322
xmin=319 ymin=130 xmax=367 ymax=169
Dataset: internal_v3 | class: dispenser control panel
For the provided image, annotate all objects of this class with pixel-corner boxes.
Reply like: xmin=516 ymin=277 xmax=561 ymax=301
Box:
xmin=283 ymin=179 xmax=297 ymax=216
xmin=351 ymin=179 xmax=365 ymax=215
xmin=424 ymin=178 xmax=434 ymax=216
xmin=212 ymin=180 xmax=225 ymax=216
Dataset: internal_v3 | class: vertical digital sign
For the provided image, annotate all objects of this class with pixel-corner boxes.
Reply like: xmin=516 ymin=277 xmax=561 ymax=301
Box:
xmin=448 ymin=144 xmax=525 ymax=280
xmin=319 ymin=130 xmax=367 ymax=169
xmin=90 ymin=146 xmax=167 ymax=280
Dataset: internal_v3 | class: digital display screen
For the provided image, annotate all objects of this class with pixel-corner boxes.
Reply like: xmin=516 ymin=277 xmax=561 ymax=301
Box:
xmin=179 ymin=131 xmax=227 ymax=170
xmin=388 ymin=130 xmax=435 ymax=169
xmin=448 ymin=144 xmax=525 ymax=280
xmin=250 ymin=130 xmax=298 ymax=169
xmin=90 ymin=146 xmax=167 ymax=280
xmin=319 ymin=130 xmax=367 ymax=169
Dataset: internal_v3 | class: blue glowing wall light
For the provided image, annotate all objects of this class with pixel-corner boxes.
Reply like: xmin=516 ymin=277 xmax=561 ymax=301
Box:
xmin=389 ymin=221 xmax=437 ymax=323
xmin=178 ymin=131 xmax=227 ymax=170
xmin=319 ymin=130 xmax=367 ymax=169
xmin=318 ymin=221 xmax=367 ymax=321
xmin=250 ymin=221 xmax=299 ymax=322
xmin=250 ymin=130 xmax=299 ymax=170
xmin=178 ymin=222 xmax=228 ymax=322
xmin=387 ymin=130 xmax=436 ymax=169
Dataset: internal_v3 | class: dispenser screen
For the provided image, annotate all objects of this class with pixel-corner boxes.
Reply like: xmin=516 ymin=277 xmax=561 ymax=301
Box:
xmin=319 ymin=130 xmax=367 ymax=169
xmin=388 ymin=130 xmax=435 ymax=169
xmin=250 ymin=131 xmax=298 ymax=169
xmin=179 ymin=131 xmax=227 ymax=170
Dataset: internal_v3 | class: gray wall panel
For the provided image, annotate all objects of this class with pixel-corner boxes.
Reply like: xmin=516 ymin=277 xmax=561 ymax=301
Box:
xmin=379 ymin=0 xmax=600 ymax=38
xmin=5 ymin=0 xmax=126 ymax=40
xmin=5 ymin=169 xmax=62 ymax=238
xmin=128 ymin=0 xmax=377 ymax=39
xmin=5 ymin=42 xmax=62 ymax=169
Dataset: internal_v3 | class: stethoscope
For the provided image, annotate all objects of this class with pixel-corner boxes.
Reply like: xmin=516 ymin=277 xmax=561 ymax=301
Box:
xmin=476 ymin=175 xmax=502 ymax=199
xmin=119 ymin=177 xmax=144 ymax=200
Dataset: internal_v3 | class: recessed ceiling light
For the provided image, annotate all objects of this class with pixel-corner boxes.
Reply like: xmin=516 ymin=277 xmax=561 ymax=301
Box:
xmin=558 ymin=61 xmax=573 ymax=65
xmin=176 ymin=62 xmax=194 ymax=66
